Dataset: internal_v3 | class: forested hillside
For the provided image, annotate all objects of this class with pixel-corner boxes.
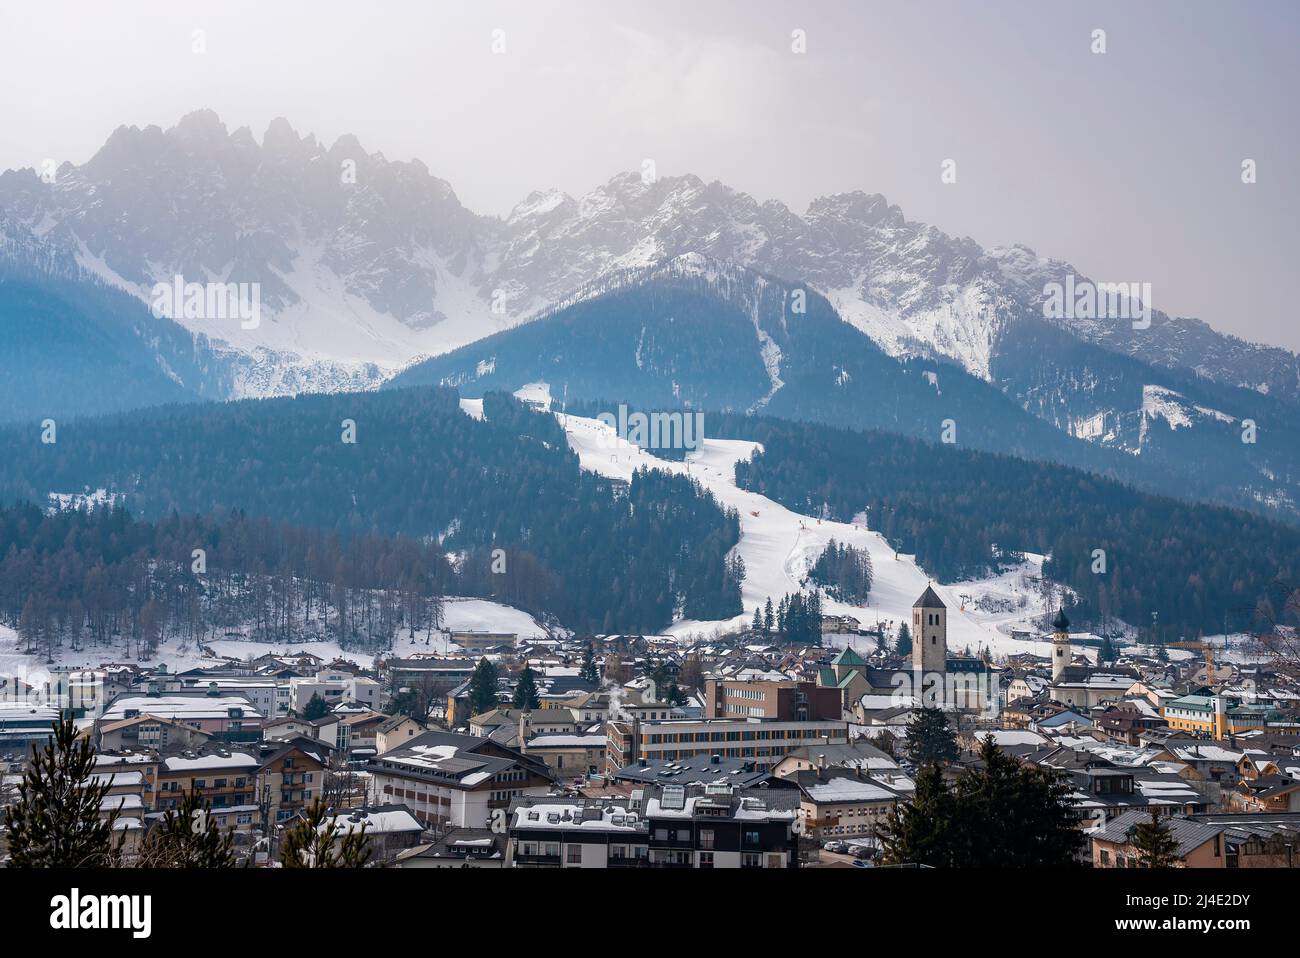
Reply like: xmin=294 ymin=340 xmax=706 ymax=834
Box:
xmin=395 ymin=265 xmax=1300 ymax=524
xmin=706 ymin=413 xmax=1300 ymax=639
xmin=0 ymin=502 xmax=455 ymax=658
xmin=0 ymin=387 xmax=742 ymax=634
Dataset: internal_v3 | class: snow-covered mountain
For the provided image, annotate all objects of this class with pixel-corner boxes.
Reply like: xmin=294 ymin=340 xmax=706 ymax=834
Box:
xmin=5 ymin=110 xmax=1297 ymax=407
xmin=390 ymin=256 xmax=1300 ymax=519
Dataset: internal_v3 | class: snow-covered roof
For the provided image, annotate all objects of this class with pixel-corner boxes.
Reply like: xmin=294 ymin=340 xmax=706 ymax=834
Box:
xmin=324 ymin=807 xmax=422 ymax=835
xmin=802 ymin=778 xmax=897 ymax=803
xmin=162 ymin=752 xmax=259 ymax=772
xmin=102 ymin=695 xmax=263 ymax=721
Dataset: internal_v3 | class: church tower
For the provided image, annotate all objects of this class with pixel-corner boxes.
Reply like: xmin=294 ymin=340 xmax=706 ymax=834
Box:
xmin=912 ymin=585 xmax=947 ymax=676
xmin=1051 ymin=608 xmax=1071 ymax=681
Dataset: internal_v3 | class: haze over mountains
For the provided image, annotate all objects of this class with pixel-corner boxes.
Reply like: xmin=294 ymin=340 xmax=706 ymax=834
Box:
xmin=3 ymin=110 xmax=1298 ymax=519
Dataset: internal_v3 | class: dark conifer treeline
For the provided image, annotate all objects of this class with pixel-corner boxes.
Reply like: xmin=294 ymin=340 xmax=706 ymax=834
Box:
xmin=806 ymin=538 xmax=873 ymax=604
xmin=0 ymin=387 xmax=743 ymax=636
xmin=0 ymin=501 xmax=452 ymax=659
xmin=711 ymin=413 xmax=1300 ymax=638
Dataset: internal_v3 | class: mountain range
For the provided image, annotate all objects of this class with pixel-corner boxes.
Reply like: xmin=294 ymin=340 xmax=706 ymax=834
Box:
xmin=2 ymin=110 xmax=1298 ymax=518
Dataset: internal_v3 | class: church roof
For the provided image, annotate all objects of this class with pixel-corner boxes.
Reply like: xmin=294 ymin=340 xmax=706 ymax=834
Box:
xmin=913 ymin=586 xmax=945 ymax=610
xmin=1052 ymin=608 xmax=1071 ymax=632
xmin=830 ymin=647 xmax=867 ymax=668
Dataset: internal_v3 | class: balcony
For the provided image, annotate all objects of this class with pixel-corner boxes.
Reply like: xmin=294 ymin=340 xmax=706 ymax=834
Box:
xmin=512 ymin=853 xmax=561 ymax=866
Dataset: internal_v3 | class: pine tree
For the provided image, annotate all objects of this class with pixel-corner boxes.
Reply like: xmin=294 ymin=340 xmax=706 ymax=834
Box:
xmin=139 ymin=787 xmax=238 ymax=867
xmin=1098 ymin=633 xmax=1117 ymax=665
xmin=3 ymin=715 xmax=121 ymax=867
xmin=904 ymin=707 xmax=958 ymax=767
xmin=302 ymin=692 xmax=331 ymax=720
xmin=467 ymin=657 xmax=500 ymax=716
xmin=578 ymin=642 xmax=599 ymax=684
xmin=512 ymin=663 xmax=541 ymax=710
xmin=879 ymin=763 xmax=959 ymax=867
xmin=1131 ymin=808 xmax=1181 ymax=867
xmin=956 ymin=736 xmax=1081 ymax=867
xmin=751 ymin=606 xmax=763 ymax=633
xmin=280 ymin=799 xmax=371 ymax=868
xmin=880 ymin=736 xmax=1082 ymax=867
xmin=763 ymin=597 xmax=774 ymax=635
xmin=896 ymin=622 xmax=912 ymax=657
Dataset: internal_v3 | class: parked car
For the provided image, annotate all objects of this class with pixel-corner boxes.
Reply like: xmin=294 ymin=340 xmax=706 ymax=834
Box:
xmin=822 ymin=841 xmax=848 ymax=853
xmin=851 ymin=845 xmax=874 ymax=859
xmin=852 ymin=858 xmax=874 ymax=868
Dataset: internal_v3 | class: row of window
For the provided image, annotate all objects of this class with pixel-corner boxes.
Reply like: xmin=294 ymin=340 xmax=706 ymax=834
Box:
xmin=646 ymin=728 xmax=839 ymax=745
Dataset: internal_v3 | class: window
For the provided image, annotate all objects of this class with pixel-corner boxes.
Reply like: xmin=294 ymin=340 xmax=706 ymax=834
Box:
xmin=742 ymin=853 xmax=762 ymax=868
xmin=699 ymin=829 xmax=715 ymax=850
xmin=699 ymin=852 xmax=714 ymax=869
xmin=743 ymin=830 xmax=760 ymax=845
xmin=566 ymin=845 xmax=582 ymax=864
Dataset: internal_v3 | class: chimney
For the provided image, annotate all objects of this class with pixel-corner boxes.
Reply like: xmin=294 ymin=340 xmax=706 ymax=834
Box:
xmin=711 ymin=753 xmax=720 ymax=765
xmin=817 ymin=753 xmax=826 ymax=771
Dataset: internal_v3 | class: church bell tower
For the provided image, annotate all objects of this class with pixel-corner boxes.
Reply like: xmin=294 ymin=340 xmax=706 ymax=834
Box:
xmin=1051 ymin=608 xmax=1071 ymax=681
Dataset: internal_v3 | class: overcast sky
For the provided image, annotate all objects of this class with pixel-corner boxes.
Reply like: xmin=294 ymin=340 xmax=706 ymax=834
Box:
xmin=1 ymin=0 xmax=1296 ymax=349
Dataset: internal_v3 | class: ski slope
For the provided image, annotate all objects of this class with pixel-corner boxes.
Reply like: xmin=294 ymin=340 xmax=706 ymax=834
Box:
xmin=542 ymin=389 xmax=1061 ymax=658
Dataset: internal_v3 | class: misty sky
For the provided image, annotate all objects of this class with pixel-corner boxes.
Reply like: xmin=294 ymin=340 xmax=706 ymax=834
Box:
xmin=1 ymin=0 xmax=1296 ymax=350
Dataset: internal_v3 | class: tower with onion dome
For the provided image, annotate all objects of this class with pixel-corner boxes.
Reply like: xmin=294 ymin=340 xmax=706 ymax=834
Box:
xmin=1051 ymin=607 xmax=1071 ymax=681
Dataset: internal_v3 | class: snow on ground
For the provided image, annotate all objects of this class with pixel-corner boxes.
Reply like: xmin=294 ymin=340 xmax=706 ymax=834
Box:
xmin=553 ymin=405 xmax=1062 ymax=658
xmin=441 ymin=597 xmax=549 ymax=640
xmin=513 ymin=382 xmax=553 ymax=410
xmin=459 ymin=397 xmax=485 ymax=420
xmin=0 ymin=596 xmax=549 ymax=678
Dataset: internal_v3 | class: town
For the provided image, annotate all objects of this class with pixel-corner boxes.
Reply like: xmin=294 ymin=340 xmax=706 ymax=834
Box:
xmin=3 ymin=586 xmax=1297 ymax=870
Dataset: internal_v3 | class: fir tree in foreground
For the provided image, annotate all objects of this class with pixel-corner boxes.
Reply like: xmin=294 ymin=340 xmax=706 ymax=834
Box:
xmin=904 ymin=707 xmax=958 ymax=767
xmin=880 ymin=735 xmax=1081 ymax=867
xmin=139 ymin=788 xmax=238 ymax=868
xmin=280 ymin=799 xmax=371 ymax=868
xmin=3 ymin=716 xmax=120 ymax=867
xmin=1131 ymin=809 xmax=1181 ymax=867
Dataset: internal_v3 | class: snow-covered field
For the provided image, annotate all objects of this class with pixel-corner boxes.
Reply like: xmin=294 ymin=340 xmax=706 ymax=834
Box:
xmin=0 ymin=596 xmax=549 ymax=679
xmin=533 ymin=384 xmax=1064 ymax=659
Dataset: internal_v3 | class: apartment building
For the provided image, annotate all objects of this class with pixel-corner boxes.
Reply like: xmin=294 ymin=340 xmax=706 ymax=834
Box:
xmin=100 ymin=692 xmax=264 ymax=741
xmin=1161 ymin=694 xmax=1282 ymax=738
xmin=784 ymin=767 xmax=907 ymax=841
xmin=605 ymin=716 xmax=849 ymax=774
xmin=507 ymin=782 xmax=799 ymax=868
xmin=256 ymin=738 xmax=328 ymax=824
xmin=705 ymin=678 xmax=841 ymax=722
xmin=156 ymin=747 xmax=260 ymax=812
xmin=366 ymin=730 xmax=554 ymax=831
xmin=288 ymin=669 xmax=382 ymax=714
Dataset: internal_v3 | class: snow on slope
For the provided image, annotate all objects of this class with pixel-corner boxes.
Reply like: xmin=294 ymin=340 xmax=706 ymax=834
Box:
xmin=440 ymin=597 xmax=548 ymax=640
xmin=551 ymin=399 xmax=1061 ymax=659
